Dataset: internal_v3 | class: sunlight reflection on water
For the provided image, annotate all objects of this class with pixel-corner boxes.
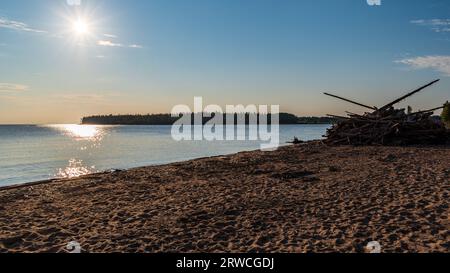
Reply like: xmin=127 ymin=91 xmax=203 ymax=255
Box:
xmin=44 ymin=125 xmax=109 ymax=179
xmin=56 ymin=159 xmax=95 ymax=179
xmin=50 ymin=124 xmax=106 ymax=141
xmin=0 ymin=124 xmax=330 ymax=186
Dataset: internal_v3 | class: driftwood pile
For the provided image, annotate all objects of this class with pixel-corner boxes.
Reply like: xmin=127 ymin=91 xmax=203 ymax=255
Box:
xmin=324 ymin=79 xmax=449 ymax=146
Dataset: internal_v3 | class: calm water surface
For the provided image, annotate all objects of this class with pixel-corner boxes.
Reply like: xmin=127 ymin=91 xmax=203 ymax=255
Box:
xmin=0 ymin=125 xmax=330 ymax=186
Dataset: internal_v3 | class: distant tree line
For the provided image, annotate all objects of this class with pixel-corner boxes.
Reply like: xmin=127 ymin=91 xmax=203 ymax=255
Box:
xmin=297 ymin=116 xmax=337 ymax=124
xmin=81 ymin=113 xmax=337 ymax=125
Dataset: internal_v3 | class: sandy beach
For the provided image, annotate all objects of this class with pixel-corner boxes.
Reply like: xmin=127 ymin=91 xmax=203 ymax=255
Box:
xmin=0 ymin=142 xmax=448 ymax=253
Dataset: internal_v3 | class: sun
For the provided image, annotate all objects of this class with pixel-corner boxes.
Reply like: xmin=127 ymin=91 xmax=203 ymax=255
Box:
xmin=72 ymin=18 xmax=90 ymax=36
xmin=59 ymin=8 xmax=98 ymax=46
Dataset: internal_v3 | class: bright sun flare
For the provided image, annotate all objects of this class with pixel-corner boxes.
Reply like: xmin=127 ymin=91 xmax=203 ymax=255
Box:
xmin=73 ymin=18 xmax=89 ymax=36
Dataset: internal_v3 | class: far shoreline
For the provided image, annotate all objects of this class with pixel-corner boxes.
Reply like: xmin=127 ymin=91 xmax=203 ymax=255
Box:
xmin=81 ymin=113 xmax=337 ymax=126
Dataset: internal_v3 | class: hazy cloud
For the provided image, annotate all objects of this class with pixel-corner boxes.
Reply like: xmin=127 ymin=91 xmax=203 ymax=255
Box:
xmin=98 ymin=40 xmax=143 ymax=49
xmin=411 ymin=19 xmax=450 ymax=32
xmin=53 ymin=92 xmax=121 ymax=105
xmin=0 ymin=83 xmax=29 ymax=92
xmin=103 ymin=34 xmax=117 ymax=38
xmin=97 ymin=40 xmax=123 ymax=47
xmin=396 ymin=55 xmax=450 ymax=76
xmin=129 ymin=44 xmax=143 ymax=49
xmin=0 ymin=17 xmax=46 ymax=33
xmin=57 ymin=94 xmax=106 ymax=101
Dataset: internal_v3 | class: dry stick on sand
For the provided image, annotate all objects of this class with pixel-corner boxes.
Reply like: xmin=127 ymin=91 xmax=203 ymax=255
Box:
xmin=324 ymin=93 xmax=377 ymax=111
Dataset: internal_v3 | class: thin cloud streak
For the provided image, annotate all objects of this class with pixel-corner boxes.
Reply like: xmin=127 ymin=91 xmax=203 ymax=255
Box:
xmin=52 ymin=92 xmax=122 ymax=106
xmin=129 ymin=44 xmax=143 ymax=49
xmin=0 ymin=17 xmax=46 ymax=33
xmin=0 ymin=83 xmax=29 ymax=92
xmin=98 ymin=40 xmax=123 ymax=47
xmin=396 ymin=55 xmax=450 ymax=76
xmin=411 ymin=19 xmax=450 ymax=32
xmin=98 ymin=40 xmax=144 ymax=49
xmin=103 ymin=33 xmax=117 ymax=38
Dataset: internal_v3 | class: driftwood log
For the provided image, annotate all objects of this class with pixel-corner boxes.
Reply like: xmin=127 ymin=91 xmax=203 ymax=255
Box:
xmin=323 ymin=80 xmax=449 ymax=146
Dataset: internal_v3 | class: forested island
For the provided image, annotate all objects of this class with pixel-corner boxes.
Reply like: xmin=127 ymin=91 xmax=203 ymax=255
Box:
xmin=81 ymin=113 xmax=336 ymax=125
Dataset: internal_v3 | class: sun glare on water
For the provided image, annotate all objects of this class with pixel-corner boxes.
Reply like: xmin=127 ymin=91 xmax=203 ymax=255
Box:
xmin=56 ymin=159 xmax=94 ymax=179
xmin=48 ymin=124 xmax=107 ymax=179
xmin=47 ymin=124 xmax=105 ymax=141
xmin=62 ymin=124 xmax=102 ymax=139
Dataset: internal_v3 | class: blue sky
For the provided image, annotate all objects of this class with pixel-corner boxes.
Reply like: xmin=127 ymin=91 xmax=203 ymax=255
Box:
xmin=0 ymin=0 xmax=449 ymax=124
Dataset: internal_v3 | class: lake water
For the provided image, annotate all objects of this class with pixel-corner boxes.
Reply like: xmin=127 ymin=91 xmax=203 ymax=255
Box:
xmin=0 ymin=124 xmax=330 ymax=187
